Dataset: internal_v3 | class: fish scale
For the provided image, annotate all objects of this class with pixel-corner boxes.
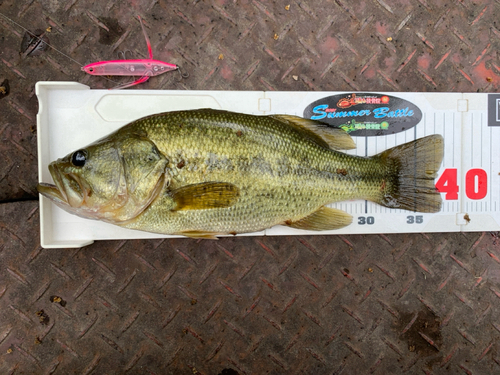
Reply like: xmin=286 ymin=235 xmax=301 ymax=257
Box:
xmin=119 ymin=110 xmax=426 ymax=234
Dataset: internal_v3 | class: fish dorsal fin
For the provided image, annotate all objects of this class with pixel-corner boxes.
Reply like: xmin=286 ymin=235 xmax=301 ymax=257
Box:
xmin=285 ymin=206 xmax=352 ymax=230
xmin=171 ymin=182 xmax=240 ymax=211
xmin=270 ymin=115 xmax=356 ymax=150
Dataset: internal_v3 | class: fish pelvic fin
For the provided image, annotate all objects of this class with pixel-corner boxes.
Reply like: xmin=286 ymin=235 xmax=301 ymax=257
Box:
xmin=285 ymin=206 xmax=353 ymax=231
xmin=178 ymin=230 xmax=220 ymax=239
xmin=270 ymin=115 xmax=356 ymax=150
xmin=374 ymin=134 xmax=444 ymax=213
xmin=170 ymin=182 xmax=240 ymax=211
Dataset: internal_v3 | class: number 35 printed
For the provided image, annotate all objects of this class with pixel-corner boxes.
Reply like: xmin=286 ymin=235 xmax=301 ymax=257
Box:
xmin=435 ymin=168 xmax=487 ymax=200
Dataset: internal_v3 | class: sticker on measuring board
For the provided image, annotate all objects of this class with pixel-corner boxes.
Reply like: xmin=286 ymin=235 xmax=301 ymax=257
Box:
xmin=487 ymin=94 xmax=500 ymax=126
xmin=303 ymin=93 xmax=423 ymax=136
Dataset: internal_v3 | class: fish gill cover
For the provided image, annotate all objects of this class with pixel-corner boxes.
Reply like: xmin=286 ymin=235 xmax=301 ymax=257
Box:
xmin=303 ymin=93 xmax=423 ymax=137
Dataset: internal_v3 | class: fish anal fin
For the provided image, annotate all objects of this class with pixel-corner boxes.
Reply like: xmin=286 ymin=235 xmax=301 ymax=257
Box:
xmin=270 ymin=114 xmax=356 ymax=150
xmin=171 ymin=182 xmax=240 ymax=211
xmin=285 ymin=206 xmax=353 ymax=231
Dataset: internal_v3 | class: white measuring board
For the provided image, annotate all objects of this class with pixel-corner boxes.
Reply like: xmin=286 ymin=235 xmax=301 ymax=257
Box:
xmin=36 ymin=82 xmax=500 ymax=248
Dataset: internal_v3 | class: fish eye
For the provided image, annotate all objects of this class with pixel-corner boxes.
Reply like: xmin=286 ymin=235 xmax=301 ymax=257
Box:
xmin=71 ymin=150 xmax=87 ymax=167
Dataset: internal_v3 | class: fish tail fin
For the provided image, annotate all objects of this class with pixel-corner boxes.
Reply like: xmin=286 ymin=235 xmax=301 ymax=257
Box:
xmin=374 ymin=134 xmax=444 ymax=213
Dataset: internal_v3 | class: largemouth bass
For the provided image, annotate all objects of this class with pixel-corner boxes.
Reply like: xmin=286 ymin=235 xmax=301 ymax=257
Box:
xmin=38 ymin=109 xmax=444 ymax=238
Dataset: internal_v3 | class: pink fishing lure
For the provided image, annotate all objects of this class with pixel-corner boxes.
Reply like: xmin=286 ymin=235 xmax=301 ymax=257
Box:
xmin=82 ymin=16 xmax=178 ymax=89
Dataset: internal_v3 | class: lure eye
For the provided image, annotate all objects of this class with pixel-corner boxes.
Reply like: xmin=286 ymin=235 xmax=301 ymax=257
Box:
xmin=89 ymin=67 xmax=94 ymax=73
xmin=71 ymin=150 xmax=87 ymax=167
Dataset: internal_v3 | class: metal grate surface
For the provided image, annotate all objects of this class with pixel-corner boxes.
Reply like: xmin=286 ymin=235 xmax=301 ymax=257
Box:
xmin=2 ymin=202 xmax=500 ymax=374
xmin=1 ymin=0 xmax=500 ymax=374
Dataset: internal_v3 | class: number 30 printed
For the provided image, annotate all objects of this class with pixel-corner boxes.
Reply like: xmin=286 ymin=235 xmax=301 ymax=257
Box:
xmin=435 ymin=168 xmax=487 ymax=200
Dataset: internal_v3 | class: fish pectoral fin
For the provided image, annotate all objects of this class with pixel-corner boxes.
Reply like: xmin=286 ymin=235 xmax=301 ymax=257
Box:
xmin=270 ymin=115 xmax=356 ymax=150
xmin=285 ymin=206 xmax=353 ymax=231
xmin=171 ymin=182 xmax=240 ymax=211
xmin=179 ymin=230 xmax=220 ymax=239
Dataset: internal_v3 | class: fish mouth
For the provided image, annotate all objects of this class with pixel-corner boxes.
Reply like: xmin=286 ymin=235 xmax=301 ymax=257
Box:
xmin=37 ymin=163 xmax=86 ymax=208
xmin=37 ymin=182 xmax=66 ymax=203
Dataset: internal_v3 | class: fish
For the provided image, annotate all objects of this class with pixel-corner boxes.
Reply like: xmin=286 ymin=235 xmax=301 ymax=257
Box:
xmin=37 ymin=109 xmax=444 ymax=239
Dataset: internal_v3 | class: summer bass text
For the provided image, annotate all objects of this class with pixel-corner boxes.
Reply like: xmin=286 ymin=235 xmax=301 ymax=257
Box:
xmin=311 ymin=105 xmax=415 ymax=120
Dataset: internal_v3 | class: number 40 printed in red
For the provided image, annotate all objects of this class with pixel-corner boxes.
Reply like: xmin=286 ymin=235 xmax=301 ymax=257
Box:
xmin=435 ymin=168 xmax=488 ymax=200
